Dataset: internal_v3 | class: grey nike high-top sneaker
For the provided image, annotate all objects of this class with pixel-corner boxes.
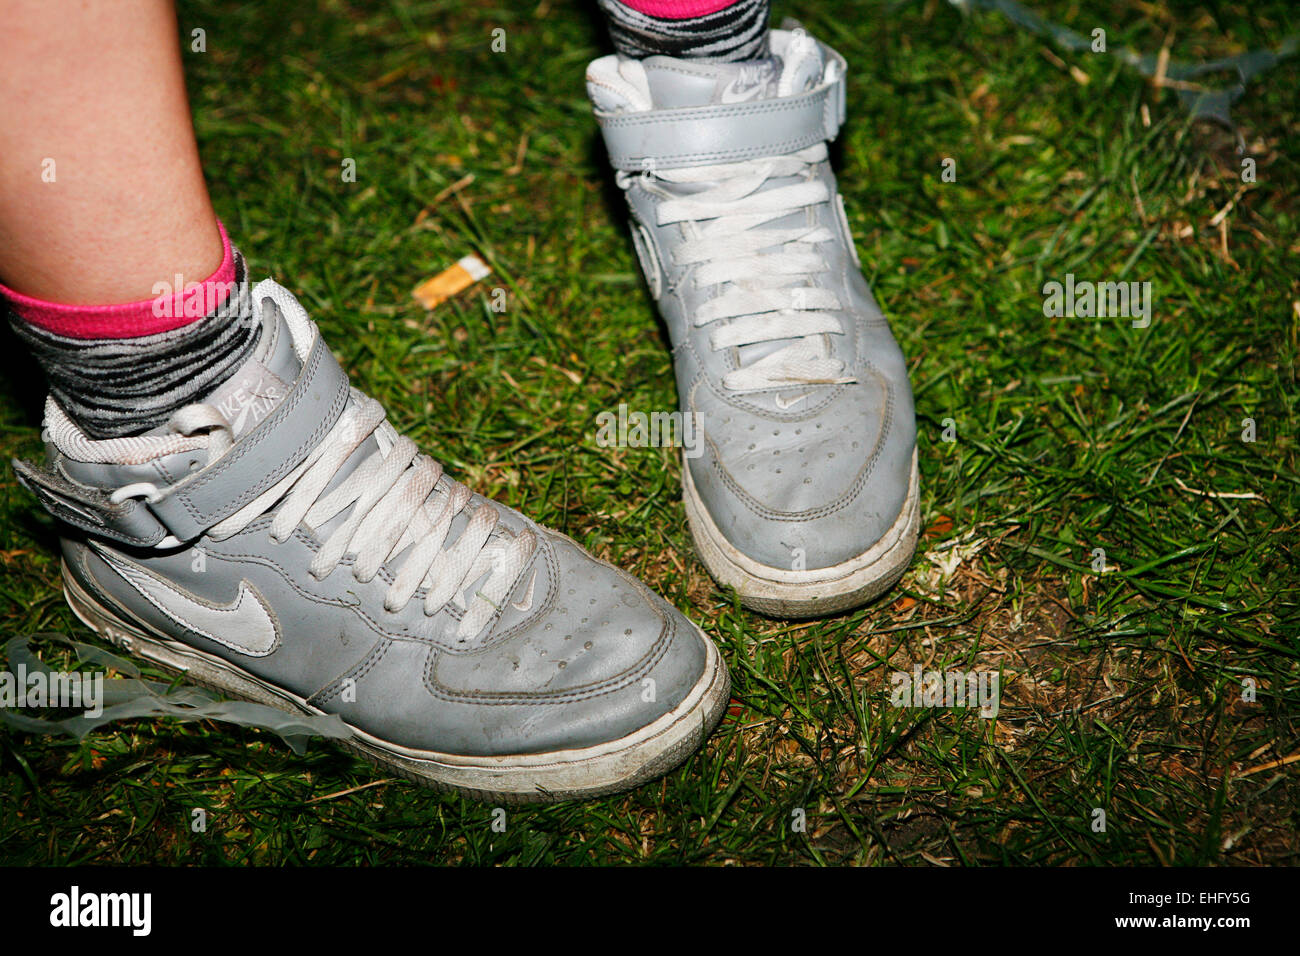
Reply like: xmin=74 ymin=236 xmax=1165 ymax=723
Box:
xmin=587 ymin=26 xmax=919 ymax=618
xmin=14 ymin=278 xmax=729 ymax=803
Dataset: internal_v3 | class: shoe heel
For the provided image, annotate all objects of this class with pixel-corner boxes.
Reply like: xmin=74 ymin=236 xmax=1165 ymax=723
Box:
xmin=61 ymin=558 xmax=154 ymax=656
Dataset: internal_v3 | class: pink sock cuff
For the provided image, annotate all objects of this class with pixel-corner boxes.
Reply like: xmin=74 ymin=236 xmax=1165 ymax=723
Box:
xmin=612 ymin=0 xmax=743 ymax=18
xmin=1 ymin=221 xmax=237 ymax=340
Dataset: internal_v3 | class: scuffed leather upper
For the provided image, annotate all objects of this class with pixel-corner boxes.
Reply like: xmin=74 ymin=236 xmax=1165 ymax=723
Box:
xmin=37 ymin=293 xmax=710 ymax=758
xmin=63 ymin=517 xmax=705 ymax=756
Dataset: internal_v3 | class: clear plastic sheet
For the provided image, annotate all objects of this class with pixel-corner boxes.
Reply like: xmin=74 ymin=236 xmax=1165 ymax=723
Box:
xmin=949 ymin=0 xmax=1297 ymax=133
xmin=0 ymin=633 xmax=351 ymax=754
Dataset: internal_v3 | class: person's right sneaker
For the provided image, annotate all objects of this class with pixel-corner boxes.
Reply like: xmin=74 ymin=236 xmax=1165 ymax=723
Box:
xmin=587 ymin=25 xmax=919 ymax=618
xmin=14 ymin=278 xmax=729 ymax=803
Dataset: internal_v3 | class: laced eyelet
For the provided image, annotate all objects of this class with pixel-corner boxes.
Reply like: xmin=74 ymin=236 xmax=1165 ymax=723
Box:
xmin=109 ymin=482 xmax=162 ymax=505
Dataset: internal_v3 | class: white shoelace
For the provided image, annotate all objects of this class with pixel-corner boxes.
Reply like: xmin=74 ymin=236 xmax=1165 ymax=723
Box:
xmin=194 ymin=393 xmax=535 ymax=640
xmin=630 ymin=143 xmax=857 ymax=392
xmin=66 ymin=283 xmax=535 ymax=641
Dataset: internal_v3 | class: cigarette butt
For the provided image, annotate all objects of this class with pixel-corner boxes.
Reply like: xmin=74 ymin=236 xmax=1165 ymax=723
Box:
xmin=412 ymin=254 xmax=491 ymax=310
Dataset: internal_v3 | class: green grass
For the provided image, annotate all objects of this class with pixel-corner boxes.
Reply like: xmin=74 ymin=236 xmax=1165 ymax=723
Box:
xmin=1 ymin=0 xmax=1297 ymax=865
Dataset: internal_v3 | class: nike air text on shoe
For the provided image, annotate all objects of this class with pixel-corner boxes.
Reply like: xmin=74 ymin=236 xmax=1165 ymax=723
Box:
xmin=587 ymin=25 xmax=920 ymax=618
xmin=14 ymin=279 xmax=729 ymax=803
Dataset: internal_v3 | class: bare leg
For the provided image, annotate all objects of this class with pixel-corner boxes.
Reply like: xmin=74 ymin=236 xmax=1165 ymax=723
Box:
xmin=0 ymin=0 xmax=221 ymax=303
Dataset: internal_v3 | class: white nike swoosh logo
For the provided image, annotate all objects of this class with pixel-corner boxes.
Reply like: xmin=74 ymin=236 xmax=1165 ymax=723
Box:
xmin=719 ymin=66 xmax=773 ymax=104
xmin=774 ymin=392 xmax=812 ymax=410
xmin=230 ymin=402 xmax=253 ymax=435
xmin=720 ymin=81 xmax=766 ymax=104
xmin=92 ymin=545 xmax=281 ymax=657
xmin=511 ymin=569 xmax=538 ymax=612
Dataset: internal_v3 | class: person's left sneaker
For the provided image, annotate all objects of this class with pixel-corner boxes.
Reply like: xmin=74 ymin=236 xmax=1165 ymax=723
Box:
xmin=586 ymin=25 xmax=919 ymax=618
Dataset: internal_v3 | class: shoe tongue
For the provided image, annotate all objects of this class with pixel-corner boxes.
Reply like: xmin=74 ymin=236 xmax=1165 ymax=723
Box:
xmin=640 ymin=55 xmax=782 ymax=108
xmin=638 ymin=34 xmax=823 ymax=110
xmin=201 ymin=299 xmax=303 ymax=441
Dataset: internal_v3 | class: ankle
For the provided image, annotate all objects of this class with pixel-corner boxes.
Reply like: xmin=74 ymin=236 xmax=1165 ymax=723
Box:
xmin=598 ymin=0 xmax=770 ymax=61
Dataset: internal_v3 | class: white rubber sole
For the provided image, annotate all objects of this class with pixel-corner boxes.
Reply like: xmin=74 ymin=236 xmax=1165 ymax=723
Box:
xmin=683 ymin=448 xmax=920 ymax=618
xmin=62 ymin=562 xmax=730 ymax=804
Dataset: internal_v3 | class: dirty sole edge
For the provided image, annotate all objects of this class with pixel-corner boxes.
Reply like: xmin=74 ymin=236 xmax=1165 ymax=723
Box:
xmin=62 ymin=563 xmax=731 ymax=805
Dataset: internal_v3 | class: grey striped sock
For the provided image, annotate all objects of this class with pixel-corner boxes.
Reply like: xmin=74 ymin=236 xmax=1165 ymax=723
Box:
xmin=10 ymin=250 xmax=261 ymax=439
xmin=597 ymin=0 xmax=770 ymax=61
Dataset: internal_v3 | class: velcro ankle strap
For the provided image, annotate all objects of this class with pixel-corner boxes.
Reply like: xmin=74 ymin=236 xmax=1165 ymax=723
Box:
xmin=16 ymin=331 xmax=351 ymax=547
xmin=596 ymin=49 xmax=848 ymax=173
xmin=13 ymin=459 xmax=172 ymax=548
